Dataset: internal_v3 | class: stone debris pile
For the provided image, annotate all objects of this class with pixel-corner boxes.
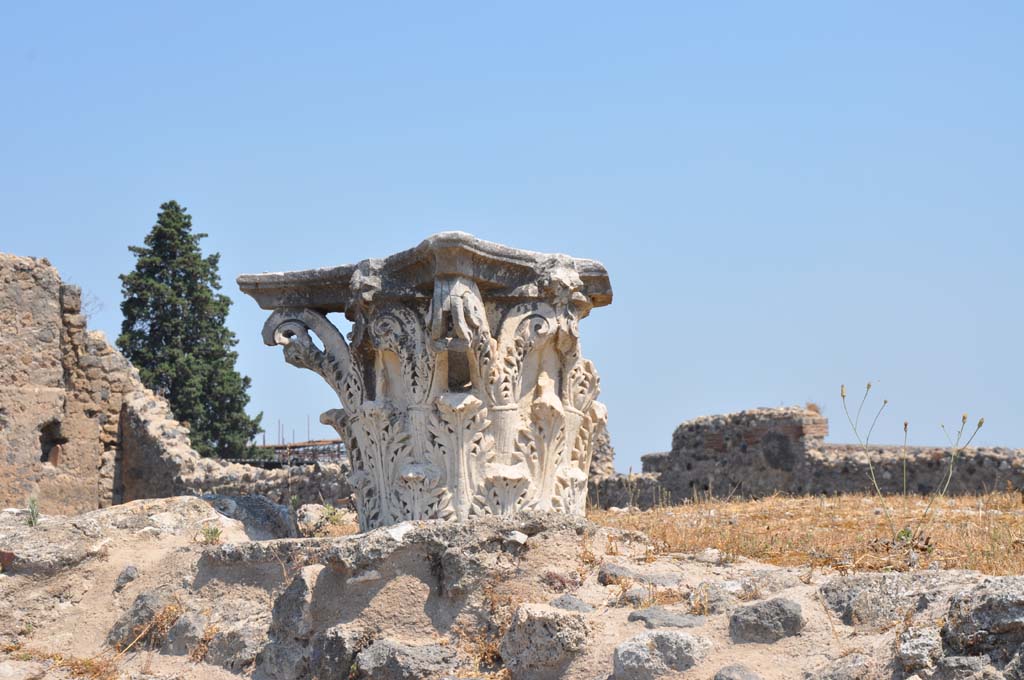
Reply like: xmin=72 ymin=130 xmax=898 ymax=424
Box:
xmin=3 ymin=497 xmax=1024 ymax=679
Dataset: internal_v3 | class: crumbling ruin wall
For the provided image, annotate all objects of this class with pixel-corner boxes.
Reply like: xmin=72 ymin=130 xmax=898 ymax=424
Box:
xmin=592 ymin=407 xmax=1024 ymax=508
xmin=0 ymin=253 xmax=350 ymax=513
xmin=0 ymin=255 xmax=125 ymax=513
xmin=119 ymin=389 xmax=350 ymax=505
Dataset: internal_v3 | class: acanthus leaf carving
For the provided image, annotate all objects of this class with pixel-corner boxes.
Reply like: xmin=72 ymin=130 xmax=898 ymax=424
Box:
xmin=368 ymin=302 xmax=437 ymax=406
xmin=478 ymin=302 xmax=557 ymax=408
xmin=427 ymin=392 xmax=492 ymax=521
xmin=513 ymin=374 xmax=566 ymax=511
xmin=248 ymin=234 xmax=610 ymax=531
xmin=346 ymin=402 xmax=410 ymax=532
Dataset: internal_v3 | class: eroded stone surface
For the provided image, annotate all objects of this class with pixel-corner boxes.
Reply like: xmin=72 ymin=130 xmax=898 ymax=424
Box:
xmin=612 ymin=630 xmax=711 ymax=679
xmin=627 ymin=607 xmax=706 ymax=629
xmin=715 ymin=665 xmax=764 ymax=680
xmin=240 ymin=232 xmax=613 ymax=530
xmin=500 ymin=603 xmax=589 ymax=678
xmin=0 ymin=252 xmax=352 ymax=514
xmin=4 ymin=499 xmax=1024 ymax=680
xmin=729 ymin=597 xmax=805 ymax=643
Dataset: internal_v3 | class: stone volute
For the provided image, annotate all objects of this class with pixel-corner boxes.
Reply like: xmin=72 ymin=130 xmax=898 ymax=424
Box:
xmin=238 ymin=232 xmax=612 ymax=531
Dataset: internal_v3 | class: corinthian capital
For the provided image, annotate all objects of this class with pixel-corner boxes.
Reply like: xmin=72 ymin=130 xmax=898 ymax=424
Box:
xmin=239 ymin=232 xmax=612 ymax=530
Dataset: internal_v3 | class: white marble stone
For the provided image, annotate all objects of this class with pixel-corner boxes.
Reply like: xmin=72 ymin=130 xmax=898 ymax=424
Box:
xmin=239 ymin=232 xmax=612 ymax=531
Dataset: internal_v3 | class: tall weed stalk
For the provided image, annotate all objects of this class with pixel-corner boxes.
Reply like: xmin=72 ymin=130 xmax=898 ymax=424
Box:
xmin=841 ymin=382 xmax=984 ymax=549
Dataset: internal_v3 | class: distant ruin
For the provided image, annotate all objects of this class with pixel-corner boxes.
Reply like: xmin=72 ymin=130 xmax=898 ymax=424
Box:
xmin=0 ymin=254 xmax=349 ymax=514
xmin=3 ymin=250 xmax=1020 ymax=518
xmin=593 ymin=406 xmax=1024 ymax=508
xmin=239 ymin=232 xmax=613 ymax=530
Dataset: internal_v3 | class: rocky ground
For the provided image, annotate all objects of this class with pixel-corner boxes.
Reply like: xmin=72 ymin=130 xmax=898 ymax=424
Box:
xmin=1 ymin=497 xmax=1022 ymax=679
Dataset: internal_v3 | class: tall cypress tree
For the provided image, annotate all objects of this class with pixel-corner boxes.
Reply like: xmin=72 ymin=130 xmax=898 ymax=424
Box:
xmin=118 ymin=201 xmax=262 ymax=458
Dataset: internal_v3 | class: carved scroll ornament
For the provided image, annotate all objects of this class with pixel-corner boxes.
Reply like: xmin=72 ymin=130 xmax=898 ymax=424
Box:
xmin=240 ymin=232 xmax=612 ymax=531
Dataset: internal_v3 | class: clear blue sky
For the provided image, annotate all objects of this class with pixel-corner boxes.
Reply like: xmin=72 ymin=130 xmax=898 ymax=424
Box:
xmin=2 ymin=3 xmax=1021 ymax=470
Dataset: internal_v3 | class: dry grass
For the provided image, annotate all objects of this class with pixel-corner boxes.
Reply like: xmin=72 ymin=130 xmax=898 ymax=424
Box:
xmin=591 ymin=490 xmax=1024 ymax=575
xmin=189 ymin=623 xmax=219 ymax=663
xmin=299 ymin=505 xmax=361 ymax=538
xmin=113 ymin=599 xmax=184 ymax=654
xmin=450 ymin=582 xmax=521 ymax=679
xmin=309 ymin=519 xmax=361 ymax=538
xmin=2 ymin=643 xmax=119 ymax=680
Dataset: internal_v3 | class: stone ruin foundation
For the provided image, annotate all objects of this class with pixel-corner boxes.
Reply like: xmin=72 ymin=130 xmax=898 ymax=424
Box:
xmin=593 ymin=406 xmax=1024 ymax=508
xmin=239 ymin=232 xmax=612 ymax=530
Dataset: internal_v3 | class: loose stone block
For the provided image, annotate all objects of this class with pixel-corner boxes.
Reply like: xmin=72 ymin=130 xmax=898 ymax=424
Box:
xmin=729 ymin=597 xmax=805 ymax=643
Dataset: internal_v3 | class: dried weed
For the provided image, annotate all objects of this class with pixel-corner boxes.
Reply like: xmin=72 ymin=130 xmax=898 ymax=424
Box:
xmin=592 ymin=490 xmax=1024 ymax=575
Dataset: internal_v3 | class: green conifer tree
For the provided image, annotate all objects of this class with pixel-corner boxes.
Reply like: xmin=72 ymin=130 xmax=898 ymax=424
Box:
xmin=117 ymin=201 xmax=262 ymax=458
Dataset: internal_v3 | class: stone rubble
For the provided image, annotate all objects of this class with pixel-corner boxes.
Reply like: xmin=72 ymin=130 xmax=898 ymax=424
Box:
xmin=3 ymin=497 xmax=1024 ymax=679
xmin=728 ymin=597 xmax=806 ymax=643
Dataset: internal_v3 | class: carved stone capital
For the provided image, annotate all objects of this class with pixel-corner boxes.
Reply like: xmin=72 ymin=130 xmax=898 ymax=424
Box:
xmin=240 ymin=232 xmax=612 ymax=530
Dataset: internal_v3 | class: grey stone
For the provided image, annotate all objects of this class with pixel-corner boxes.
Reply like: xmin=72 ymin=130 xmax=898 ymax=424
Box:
xmin=204 ymin=620 xmax=268 ymax=673
xmin=106 ymin=586 xmax=178 ymax=649
xmin=931 ymin=655 xmax=1001 ymax=680
xmin=819 ymin=572 xmax=969 ymax=628
xmin=1005 ymin=651 xmax=1024 ymax=680
xmin=309 ymin=624 xmax=372 ymax=680
xmin=500 ymin=603 xmax=589 ymax=678
xmin=252 ymin=565 xmax=324 ymax=680
xmin=598 ymin=561 xmax=683 ymax=588
xmin=819 ymin=574 xmax=907 ymax=626
xmin=353 ymin=638 xmax=455 ymax=680
xmin=942 ymin=575 xmax=1024 ymax=657
xmin=897 ymin=626 xmax=942 ymax=672
xmin=687 ymin=580 xmax=741 ymax=615
xmin=162 ymin=611 xmax=207 ymax=656
xmin=550 ymin=594 xmax=593 ymax=613
xmin=612 ymin=630 xmax=710 ymax=680
xmin=114 ymin=564 xmax=139 ymax=592
xmin=254 ymin=640 xmax=308 ymax=680
xmin=715 ymin=664 xmax=764 ymax=680
xmin=271 ymin=565 xmax=322 ymax=638
xmin=627 ymin=606 xmax=706 ymax=629
xmin=729 ymin=597 xmax=805 ymax=643
xmin=613 ymin=585 xmax=649 ymax=607
xmin=805 ymin=653 xmax=878 ymax=680
xmin=204 ymin=494 xmax=296 ymax=540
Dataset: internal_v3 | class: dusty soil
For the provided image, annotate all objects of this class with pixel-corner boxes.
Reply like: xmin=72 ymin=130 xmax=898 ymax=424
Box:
xmin=2 ymin=497 xmax=1022 ymax=679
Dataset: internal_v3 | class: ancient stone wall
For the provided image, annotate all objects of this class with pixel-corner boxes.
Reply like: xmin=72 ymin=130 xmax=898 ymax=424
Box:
xmin=592 ymin=407 xmax=1024 ymax=508
xmin=0 ymin=255 xmax=124 ymax=513
xmin=0 ymin=253 xmax=350 ymax=513
xmin=119 ymin=388 xmax=350 ymax=506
